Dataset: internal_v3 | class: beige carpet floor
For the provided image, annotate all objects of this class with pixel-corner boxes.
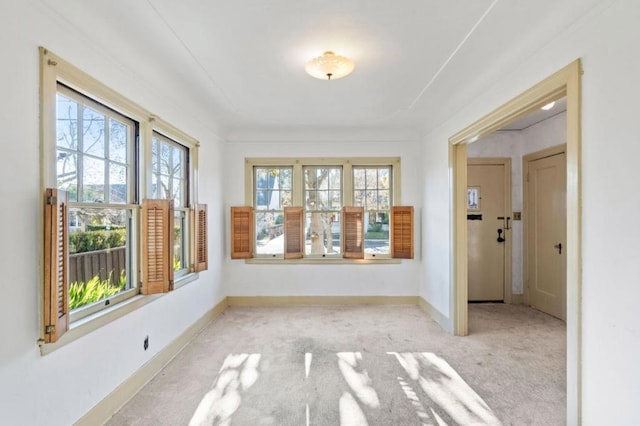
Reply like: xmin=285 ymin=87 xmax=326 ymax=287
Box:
xmin=107 ymin=303 xmax=566 ymax=426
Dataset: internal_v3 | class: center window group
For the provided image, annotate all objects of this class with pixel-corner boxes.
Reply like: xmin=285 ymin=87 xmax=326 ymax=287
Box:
xmin=252 ymin=160 xmax=395 ymax=259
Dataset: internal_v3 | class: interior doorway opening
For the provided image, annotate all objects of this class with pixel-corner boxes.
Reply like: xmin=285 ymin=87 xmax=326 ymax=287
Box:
xmin=465 ymin=99 xmax=567 ymax=315
xmin=449 ymin=60 xmax=582 ymax=423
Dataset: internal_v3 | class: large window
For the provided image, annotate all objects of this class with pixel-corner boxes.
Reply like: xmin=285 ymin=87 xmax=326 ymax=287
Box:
xmin=56 ymin=84 xmax=137 ymax=320
xmin=254 ymin=167 xmax=292 ymax=256
xmin=241 ymin=158 xmax=404 ymax=261
xmin=41 ymin=49 xmax=207 ymax=347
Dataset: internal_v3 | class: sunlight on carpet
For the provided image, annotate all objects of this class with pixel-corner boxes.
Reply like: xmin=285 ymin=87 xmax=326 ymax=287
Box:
xmin=188 ymin=352 xmax=501 ymax=426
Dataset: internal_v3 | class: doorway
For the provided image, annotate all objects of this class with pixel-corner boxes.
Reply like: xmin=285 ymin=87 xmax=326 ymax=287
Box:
xmin=449 ymin=60 xmax=581 ymax=423
xmin=467 ymin=158 xmax=512 ymax=303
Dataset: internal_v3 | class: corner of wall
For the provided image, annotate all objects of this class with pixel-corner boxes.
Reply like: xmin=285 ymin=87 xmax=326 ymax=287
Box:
xmin=418 ymin=296 xmax=452 ymax=333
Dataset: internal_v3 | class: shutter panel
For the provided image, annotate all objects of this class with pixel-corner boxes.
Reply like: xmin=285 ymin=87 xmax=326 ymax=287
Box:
xmin=142 ymin=199 xmax=173 ymax=294
xmin=284 ymin=207 xmax=304 ymax=259
xmin=230 ymin=206 xmax=253 ymax=259
xmin=343 ymin=207 xmax=365 ymax=259
xmin=194 ymin=204 xmax=208 ymax=272
xmin=43 ymin=188 xmax=69 ymax=343
xmin=391 ymin=206 xmax=414 ymax=259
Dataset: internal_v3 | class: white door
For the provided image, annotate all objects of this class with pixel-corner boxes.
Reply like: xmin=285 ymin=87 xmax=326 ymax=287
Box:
xmin=527 ymin=152 xmax=566 ymax=320
xmin=467 ymin=162 xmax=507 ymax=301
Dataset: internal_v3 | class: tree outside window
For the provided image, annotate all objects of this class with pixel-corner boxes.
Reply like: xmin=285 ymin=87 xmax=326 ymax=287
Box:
xmin=304 ymin=166 xmax=342 ymax=255
xmin=151 ymin=133 xmax=189 ymax=273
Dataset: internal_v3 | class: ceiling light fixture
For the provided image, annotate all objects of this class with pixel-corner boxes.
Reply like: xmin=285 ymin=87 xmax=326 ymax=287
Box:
xmin=541 ymin=101 xmax=556 ymax=110
xmin=305 ymin=51 xmax=354 ymax=80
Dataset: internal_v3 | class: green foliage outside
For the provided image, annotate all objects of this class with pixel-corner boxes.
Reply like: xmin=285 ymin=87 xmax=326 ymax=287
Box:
xmin=368 ymin=223 xmax=384 ymax=232
xmin=86 ymin=224 xmax=125 ymax=231
xmin=366 ymin=223 xmax=388 ymax=240
xmin=365 ymin=231 xmax=389 ymax=240
xmin=69 ymin=271 xmax=126 ymax=310
xmin=70 ymin=229 xmax=126 ymax=254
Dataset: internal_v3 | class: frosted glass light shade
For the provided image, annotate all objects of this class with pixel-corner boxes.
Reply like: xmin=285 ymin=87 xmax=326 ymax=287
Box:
xmin=305 ymin=51 xmax=355 ymax=80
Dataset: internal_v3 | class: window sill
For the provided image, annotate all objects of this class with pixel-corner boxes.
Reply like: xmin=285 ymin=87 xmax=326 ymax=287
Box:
xmin=245 ymin=258 xmax=401 ymax=265
xmin=174 ymin=271 xmax=199 ymax=289
xmin=39 ymin=272 xmax=199 ymax=356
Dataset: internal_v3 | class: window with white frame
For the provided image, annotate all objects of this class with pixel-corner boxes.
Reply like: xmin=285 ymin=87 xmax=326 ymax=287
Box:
xmin=151 ymin=132 xmax=190 ymax=276
xmin=353 ymin=166 xmax=391 ymax=255
xmin=304 ymin=166 xmax=342 ymax=256
xmin=254 ymin=166 xmax=293 ymax=256
xmin=56 ymin=83 xmax=138 ymax=320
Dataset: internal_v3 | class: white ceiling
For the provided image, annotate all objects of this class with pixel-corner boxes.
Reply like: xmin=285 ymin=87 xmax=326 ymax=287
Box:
xmin=500 ymin=97 xmax=567 ymax=131
xmin=39 ymin=0 xmax=605 ymax=141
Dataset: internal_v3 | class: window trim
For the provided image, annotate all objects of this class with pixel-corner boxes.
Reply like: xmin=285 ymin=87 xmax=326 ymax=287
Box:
xmin=244 ymin=157 xmax=401 ymax=262
xmin=40 ymin=48 xmax=203 ymax=351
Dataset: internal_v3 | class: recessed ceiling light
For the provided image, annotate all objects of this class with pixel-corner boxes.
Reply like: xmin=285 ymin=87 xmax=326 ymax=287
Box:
xmin=305 ymin=51 xmax=354 ymax=80
xmin=541 ymin=101 xmax=555 ymax=111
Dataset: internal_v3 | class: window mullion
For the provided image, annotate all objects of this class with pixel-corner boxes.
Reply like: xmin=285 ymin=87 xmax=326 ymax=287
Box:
xmin=168 ymin=144 xmax=174 ymax=203
xmin=77 ymin=103 xmax=84 ymax=201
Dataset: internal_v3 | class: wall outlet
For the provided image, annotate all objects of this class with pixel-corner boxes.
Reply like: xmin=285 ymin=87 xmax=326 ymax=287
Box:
xmin=143 ymin=336 xmax=149 ymax=351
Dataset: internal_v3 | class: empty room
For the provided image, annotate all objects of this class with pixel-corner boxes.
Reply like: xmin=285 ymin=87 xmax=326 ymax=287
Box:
xmin=1 ymin=1 xmax=639 ymax=425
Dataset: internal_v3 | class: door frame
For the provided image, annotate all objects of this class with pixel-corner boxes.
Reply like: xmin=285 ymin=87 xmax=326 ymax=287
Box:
xmin=467 ymin=157 xmax=513 ymax=303
xmin=449 ymin=59 xmax=581 ymax=424
xmin=522 ymin=144 xmax=566 ymax=307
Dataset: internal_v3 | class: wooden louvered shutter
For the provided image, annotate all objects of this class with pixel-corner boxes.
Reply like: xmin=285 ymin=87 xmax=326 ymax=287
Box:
xmin=194 ymin=204 xmax=208 ymax=272
xmin=391 ymin=206 xmax=414 ymax=259
xmin=284 ymin=206 xmax=303 ymax=259
xmin=142 ymin=199 xmax=173 ymax=294
xmin=43 ymin=188 xmax=69 ymax=343
xmin=343 ymin=207 xmax=365 ymax=259
xmin=230 ymin=206 xmax=253 ymax=259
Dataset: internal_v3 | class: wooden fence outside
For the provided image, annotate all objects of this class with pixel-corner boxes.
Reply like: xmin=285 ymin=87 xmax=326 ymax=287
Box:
xmin=69 ymin=247 xmax=126 ymax=285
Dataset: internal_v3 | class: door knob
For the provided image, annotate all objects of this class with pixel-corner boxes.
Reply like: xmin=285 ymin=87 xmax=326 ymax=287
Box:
xmin=497 ymin=228 xmax=505 ymax=243
xmin=554 ymin=243 xmax=562 ymax=254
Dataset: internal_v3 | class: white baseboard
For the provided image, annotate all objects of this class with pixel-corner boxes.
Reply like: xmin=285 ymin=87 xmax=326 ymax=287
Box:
xmin=74 ymin=298 xmax=229 ymax=426
xmin=227 ymin=295 xmax=419 ymax=306
xmin=418 ymin=297 xmax=451 ymax=333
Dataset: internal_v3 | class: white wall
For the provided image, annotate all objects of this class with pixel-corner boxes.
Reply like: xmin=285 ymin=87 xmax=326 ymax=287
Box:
xmin=222 ymin=140 xmax=423 ymax=297
xmin=0 ymin=3 xmax=225 ymax=425
xmin=420 ymin=0 xmax=640 ymax=422
xmin=468 ymin=112 xmax=567 ymax=294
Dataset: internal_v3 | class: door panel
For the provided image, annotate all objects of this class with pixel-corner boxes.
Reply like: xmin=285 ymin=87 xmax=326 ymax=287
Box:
xmin=467 ymin=163 xmax=506 ymax=301
xmin=527 ymin=153 xmax=566 ymax=320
